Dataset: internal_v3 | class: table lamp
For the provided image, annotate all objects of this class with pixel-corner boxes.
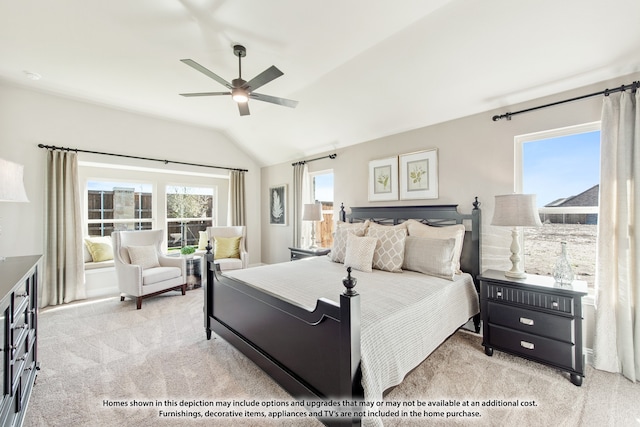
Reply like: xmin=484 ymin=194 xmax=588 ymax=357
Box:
xmin=0 ymin=158 xmax=30 ymax=261
xmin=302 ymin=202 xmax=323 ymax=249
xmin=491 ymin=194 xmax=542 ymax=279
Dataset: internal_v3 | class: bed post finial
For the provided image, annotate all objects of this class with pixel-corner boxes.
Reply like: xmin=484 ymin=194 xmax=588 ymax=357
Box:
xmin=342 ymin=267 xmax=358 ymax=296
xmin=473 ymin=196 xmax=480 ymax=210
xmin=339 ymin=202 xmax=346 ymax=222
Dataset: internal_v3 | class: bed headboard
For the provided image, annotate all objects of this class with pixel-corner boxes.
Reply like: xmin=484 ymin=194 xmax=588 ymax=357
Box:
xmin=342 ymin=198 xmax=482 ymax=288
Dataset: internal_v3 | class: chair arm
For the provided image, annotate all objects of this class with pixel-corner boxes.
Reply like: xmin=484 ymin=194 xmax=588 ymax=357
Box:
xmin=158 ymin=254 xmax=187 ymax=282
xmin=115 ymin=262 xmax=143 ymax=296
xmin=240 ymin=250 xmax=249 ymax=269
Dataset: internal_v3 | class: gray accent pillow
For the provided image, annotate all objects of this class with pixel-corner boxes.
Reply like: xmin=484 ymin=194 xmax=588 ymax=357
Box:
xmin=402 ymin=236 xmax=457 ymax=280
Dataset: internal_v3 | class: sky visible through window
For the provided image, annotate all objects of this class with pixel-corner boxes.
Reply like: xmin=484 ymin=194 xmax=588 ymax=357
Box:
xmin=523 ymin=130 xmax=600 ymax=207
xmin=313 ymin=173 xmax=334 ymax=202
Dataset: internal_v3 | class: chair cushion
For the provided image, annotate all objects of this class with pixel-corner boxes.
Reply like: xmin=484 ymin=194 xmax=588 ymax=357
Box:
xmin=216 ymin=258 xmax=243 ymax=271
xmin=127 ymin=245 xmax=160 ymax=269
xmin=214 ymin=236 xmax=241 ymax=259
xmin=142 ymin=267 xmax=182 ymax=285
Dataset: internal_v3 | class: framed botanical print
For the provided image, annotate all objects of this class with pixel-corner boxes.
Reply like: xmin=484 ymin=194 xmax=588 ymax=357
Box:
xmin=399 ymin=149 xmax=438 ymax=200
xmin=368 ymin=157 xmax=398 ymax=201
xmin=269 ymin=184 xmax=287 ymax=225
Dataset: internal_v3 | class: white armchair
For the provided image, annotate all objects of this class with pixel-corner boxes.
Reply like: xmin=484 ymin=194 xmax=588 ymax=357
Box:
xmin=112 ymin=229 xmax=186 ymax=309
xmin=206 ymin=226 xmax=248 ymax=271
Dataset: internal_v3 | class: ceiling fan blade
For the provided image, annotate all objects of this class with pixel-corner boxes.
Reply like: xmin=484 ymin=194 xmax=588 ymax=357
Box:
xmin=180 ymin=59 xmax=233 ymax=89
xmin=179 ymin=92 xmax=231 ymax=97
xmin=237 ymin=102 xmax=250 ymax=116
xmin=250 ymin=92 xmax=298 ymax=108
xmin=242 ymin=66 xmax=283 ymax=92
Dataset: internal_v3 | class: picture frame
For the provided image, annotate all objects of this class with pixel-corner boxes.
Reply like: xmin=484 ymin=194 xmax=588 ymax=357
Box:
xmin=399 ymin=149 xmax=438 ymax=200
xmin=368 ymin=157 xmax=398 ymax=201
xmin=269 ymin=184 xmax=287 ymax=225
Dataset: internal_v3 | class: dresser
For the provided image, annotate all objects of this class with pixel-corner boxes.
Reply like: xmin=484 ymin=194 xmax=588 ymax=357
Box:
xmin=288 ymin=247 xmax=331 ymax=261
xmin=479 ymin=269 xmax=587 ymax=386
xmin=0 ymin=256 xmax=41 ymax=427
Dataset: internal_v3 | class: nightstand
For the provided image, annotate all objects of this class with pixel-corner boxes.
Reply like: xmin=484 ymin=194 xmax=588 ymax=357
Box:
xmin=479 ymin=269 xmax=588 ymax=386
xmin=288 ymin=247 xmax=331 ymax=261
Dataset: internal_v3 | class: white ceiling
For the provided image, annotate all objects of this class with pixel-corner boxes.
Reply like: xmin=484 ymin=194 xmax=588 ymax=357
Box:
xmin=1 ymin=0 xmax=639 ymax=167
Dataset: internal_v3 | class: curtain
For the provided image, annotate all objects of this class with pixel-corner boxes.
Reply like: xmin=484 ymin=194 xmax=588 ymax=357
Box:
xmin=42 ymin=150 xmax=86 ymax=307
xmin=229 ymin=170 xmax=246 ymax=226
xmin=593 ymin=90 xmax=640 ymax=382
xmin=292 ymin=163 xmax=310 ymax=247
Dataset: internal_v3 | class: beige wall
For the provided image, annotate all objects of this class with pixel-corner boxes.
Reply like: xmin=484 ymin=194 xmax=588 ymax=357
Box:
xmin=0 ymin=82 xmax=262 ymax=263
xmin=261 ymin=72 xmax=640 ymax=265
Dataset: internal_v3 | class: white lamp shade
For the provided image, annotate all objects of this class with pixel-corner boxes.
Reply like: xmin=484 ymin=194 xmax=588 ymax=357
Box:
xmin=0 ymin=158 xmax=29 ymax=202
xmin=491 ymin=194 xmax=541 ymax=227
xmin=302 ymin=203 xmax=323 ymax=221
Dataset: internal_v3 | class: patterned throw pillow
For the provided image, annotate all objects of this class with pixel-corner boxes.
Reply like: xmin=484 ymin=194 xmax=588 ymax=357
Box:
xmin=330 ymin=220 xmax=370 ymax=263
xmin=127 ymin=245 xmax=160 ymax=270
xmin=403 ymin=236 xmax=457 ymax=280
xmin=366 ymin=226 xmax=407 ymax=272
xmin=405 ymin=219 xmax=465 ymax=273
xmin=214 ymin=236 xmax=241 ymax=259
xmin=344 ymin=234 xmax=377 ymax=273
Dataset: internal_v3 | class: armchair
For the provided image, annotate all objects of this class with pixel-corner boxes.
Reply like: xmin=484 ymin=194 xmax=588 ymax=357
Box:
xmin=112 ymin=229 xmax=186 ymax=309
xmin=206 ymin=226 xmax=248 ymax=271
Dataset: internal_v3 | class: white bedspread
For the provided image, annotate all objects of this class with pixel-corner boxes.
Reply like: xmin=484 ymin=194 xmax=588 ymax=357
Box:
xmin=223 ymin=256 xmax=479 ymax=426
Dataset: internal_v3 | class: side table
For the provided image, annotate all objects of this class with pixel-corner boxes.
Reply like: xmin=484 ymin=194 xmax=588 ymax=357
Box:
xmin=288 ymin=247 xmax=331 ymax=261
xmin=185 ymin=256 xmax=202 ymax=290
xmin=479 ymin=269 xmax=588 ymax=386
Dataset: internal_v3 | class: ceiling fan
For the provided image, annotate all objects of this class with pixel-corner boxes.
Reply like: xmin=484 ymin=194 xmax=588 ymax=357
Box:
xmin=179 ymin=44 xmax=298 ymax=116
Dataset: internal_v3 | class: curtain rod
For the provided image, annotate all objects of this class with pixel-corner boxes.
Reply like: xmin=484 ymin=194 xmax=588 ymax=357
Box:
xmin=37 ymin=144 xmax=249 ymax=172
xmin=492 ymin=81 xmax=639 ymax=122
xmin=291 ymin=153 xmax=337 ymax=167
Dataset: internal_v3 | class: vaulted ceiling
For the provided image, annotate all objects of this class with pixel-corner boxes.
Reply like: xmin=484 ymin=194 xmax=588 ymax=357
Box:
xmin=1 ymin=0 xmax=639 ymax=166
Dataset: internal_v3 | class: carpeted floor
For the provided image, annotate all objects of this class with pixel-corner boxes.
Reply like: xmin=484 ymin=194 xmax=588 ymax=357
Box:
xmin=24 ymin=288 xmax=639 ymax=426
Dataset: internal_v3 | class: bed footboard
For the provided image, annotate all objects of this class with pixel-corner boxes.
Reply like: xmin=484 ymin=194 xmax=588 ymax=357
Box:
xmin=204 ymin=248 xmax=362 ymax=425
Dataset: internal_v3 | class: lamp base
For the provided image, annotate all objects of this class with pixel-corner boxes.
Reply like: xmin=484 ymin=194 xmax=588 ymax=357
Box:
xmin=504 ymin=269 xmax=527 ymax=279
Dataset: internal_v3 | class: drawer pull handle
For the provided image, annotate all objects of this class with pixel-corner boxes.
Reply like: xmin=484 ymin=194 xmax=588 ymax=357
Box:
xmin=519 ymin=317 xmax=534 ymax=326
xmin=552 ymin=301 xmax=559 ymax=308
xmin=15 ymin=292 xmax=28 ymax=299
xmin=496 ymin=291 xmax=503 ymax=298
xmin=520 ymin=341 xmax=535 ymax=350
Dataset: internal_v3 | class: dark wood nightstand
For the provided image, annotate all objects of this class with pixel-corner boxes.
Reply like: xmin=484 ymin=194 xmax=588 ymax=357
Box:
xmin=288 ymin=247 xmax=331 ymax=261
xmin=479 ymin=269 xmax=588 ymax=386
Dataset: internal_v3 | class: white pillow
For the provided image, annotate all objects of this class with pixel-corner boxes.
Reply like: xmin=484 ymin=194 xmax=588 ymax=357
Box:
xmin=127 ymin=245 xmax=160 ymax=270
xmin=330 ymin=220 xmax=370 ymax=263
xmin=366 ymin=226 xmax=407 ymax=273
xmin=403 ymin=236 xmax=457 ymax=280
xmin=344 ymin=234 xmax=377 ymax=273
xmin=405 ymin=219 xmax=465 ymax=273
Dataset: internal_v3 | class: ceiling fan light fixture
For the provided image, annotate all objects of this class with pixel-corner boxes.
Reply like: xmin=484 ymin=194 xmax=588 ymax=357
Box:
xmin=232 ymin=88 xmax=249 ymax=103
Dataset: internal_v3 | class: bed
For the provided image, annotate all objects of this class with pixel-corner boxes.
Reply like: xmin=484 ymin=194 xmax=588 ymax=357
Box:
xmin=203 ymin=201 xmax=481 ymax=426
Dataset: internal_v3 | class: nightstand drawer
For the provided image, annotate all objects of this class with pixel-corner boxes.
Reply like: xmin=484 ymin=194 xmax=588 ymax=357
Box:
xmin=487 ymin=301 xmax=574 ymax=342
xmin=488 ymin=324 xmax=576 ymax=370
xmin=485 ymin=283 xmax=575 ymax=314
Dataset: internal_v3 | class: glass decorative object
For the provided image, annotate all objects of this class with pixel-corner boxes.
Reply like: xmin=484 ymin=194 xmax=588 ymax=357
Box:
xmin=553 ymin=241 xmax=575 ymax=285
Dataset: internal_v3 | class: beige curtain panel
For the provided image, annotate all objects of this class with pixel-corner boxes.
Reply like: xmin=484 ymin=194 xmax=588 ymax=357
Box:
xmin=593 ymin=90 xmax=640 ymax=382
xmin=42 ymin=150 xmax=86 ymax=307
xmin=229 ymin=170 xmax=246 ymax=226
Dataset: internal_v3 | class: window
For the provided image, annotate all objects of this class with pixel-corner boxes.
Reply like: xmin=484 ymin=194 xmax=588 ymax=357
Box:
xmin=166 ymin=186 xmax=214 ymax=249
xmin=311 ymin=171 xmax=334 ymax=248
xmin=86 ymin=181 xmax=153 ymax=236
xmin=516 ymin=122 xmax=600 ymax=288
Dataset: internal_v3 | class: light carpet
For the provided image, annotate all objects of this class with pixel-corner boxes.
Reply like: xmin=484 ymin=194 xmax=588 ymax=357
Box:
xmin=24 ymin=288 xmax=639 ymax=426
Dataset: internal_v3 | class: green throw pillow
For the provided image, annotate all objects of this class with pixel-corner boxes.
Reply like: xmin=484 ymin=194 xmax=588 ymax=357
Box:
xmin=84 ymin=237 xmax=114 ymax=262
xmin=214 ymin=236 xmax=241 ymax=259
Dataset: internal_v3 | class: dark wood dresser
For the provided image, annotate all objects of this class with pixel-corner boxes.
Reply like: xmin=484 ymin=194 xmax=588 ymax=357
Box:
xmin=0 ymin=255 xmax=40 ymax=426
xmin=288 ymin=247 xmax=331 ymax=261
xmin=479 ymin=269 xmax=587 ymax=386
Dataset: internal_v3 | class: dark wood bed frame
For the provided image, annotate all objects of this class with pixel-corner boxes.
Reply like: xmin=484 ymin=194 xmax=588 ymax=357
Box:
xmin=204 ymin=200 xmax=481 ymax=426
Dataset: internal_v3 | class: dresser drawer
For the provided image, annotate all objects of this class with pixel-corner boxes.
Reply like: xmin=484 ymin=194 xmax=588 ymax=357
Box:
xmin=488 ymin=324 xmax=577 ymax=370
xmin=487 ymin=301 xmax=574 ymax=342
xmin=484 ymin=283 xmax=575 ymax=314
